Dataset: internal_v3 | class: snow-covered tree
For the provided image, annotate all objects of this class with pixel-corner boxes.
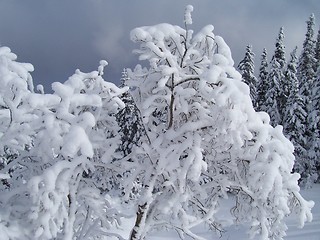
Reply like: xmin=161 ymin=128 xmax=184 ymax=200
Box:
xmin=283 ymin=47 xmax=299 ymax=122
xmin=283 ymin=47 xmax=310 ymax=184
xmin=256 ymin=48 xmax=269 ymax=112
xmin=296 ymin=14 xmax=318 ymax=185
xmin=280 ymin=50 xmax=294 ymax=119
xmin=123 ymin=6 xmax=313 ymax=240
xmin=116 ymin=69 xmax=145 ymax=158
xmin=265 ymin=27 xmax=286 ymax=126
xmin=314 ymin=26 xmax=320 ymax=71
xmin=0 ymin=57 xmax=127 ymax=239
xmin=310 ymin=25 xmax=320 ymax=182
xmin=114 ymin=69 xmax=146 ymax=198
xmin=238 ymin=45 xmax=258 ymax=108
xmin=0 ymin=46 xmax=35 ymax=186
xmin=297 ymin=14 xmax=317 ymax=132
xmin=0 ymin=46 xmax=37 ymax=239
xmin=26 ymin=62 xmax=127 ymax=239
xmin=310 ymin=67 xmax=320 ymax=183
xmin=297 ymin=14 xmax=317 ymax=84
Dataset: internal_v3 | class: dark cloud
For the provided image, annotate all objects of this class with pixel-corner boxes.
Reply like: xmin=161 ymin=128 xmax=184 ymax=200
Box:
xmin=0 ymin=0 xmax=319 ymax=91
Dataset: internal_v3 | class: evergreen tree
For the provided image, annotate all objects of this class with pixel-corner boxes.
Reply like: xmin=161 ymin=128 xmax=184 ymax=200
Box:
xmin=256 ymin=48 xmax=269 ymax=112
xmin=314 ymin=26 xmax=320 ymax=71
xmin=116 ymin=69 xmax=145 ymax=158
xmin=283 ymin=47 xmax=310 ymax=184
xmin=265 ymin=27 xmax=286 ymax=126
xmin=312 ymin=27 xmax=320 ymax=174
xmin=238 ymin=45 xmax=258 ymax=108
xmin=297 ymin=14 xmax=317 ymax=89
xmin=282 ymin=47 xmax=298 ymax=116
xmin=115 ymin=69 xmax=146 ymax=197
xmin=280 ymin=50 xmax=294 ymax=119
xmin=297 ymin=13 xmax=317 ymax=129
xmin=310 ymin=67 xmax=320 ymax=182
xmin=296 ymin=14 xmax=318 ymax=184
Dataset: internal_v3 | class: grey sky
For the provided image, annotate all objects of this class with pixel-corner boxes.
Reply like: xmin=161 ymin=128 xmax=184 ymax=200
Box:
xmin=0 ymin=0 xmax=319 ymax=90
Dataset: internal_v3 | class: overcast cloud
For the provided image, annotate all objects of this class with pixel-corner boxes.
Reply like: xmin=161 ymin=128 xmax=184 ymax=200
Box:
xmin=0 ymin=0 xmax=319 ymax=90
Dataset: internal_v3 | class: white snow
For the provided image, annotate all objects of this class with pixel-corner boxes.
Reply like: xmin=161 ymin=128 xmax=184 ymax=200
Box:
xmin=184 ymin=5 xmax=194 ymax=25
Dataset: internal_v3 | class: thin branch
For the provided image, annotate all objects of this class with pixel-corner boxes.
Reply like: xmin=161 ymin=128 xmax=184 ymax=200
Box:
xmin=175 ymin=77 xmax=200 ymax=86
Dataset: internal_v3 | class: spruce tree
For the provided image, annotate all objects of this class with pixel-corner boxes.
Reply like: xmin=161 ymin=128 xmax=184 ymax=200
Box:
xmin=297 ymin=13 xmax=316 ymax=126
xmin=115 ymin=69 xmax=146 ymax=197
xmin=314 ymin=26 xmax=320 ymax=71
xmin=116 ymin=69 xmax=145 ymax=158
xmin=313 ymin=28 xmax=320 ymax=174
xmin=257 ymin=48 xmax=269 ymax=112
xmin=311 ymin=68 xmax=320 ymax=182
xmin=282 ymin=47 xmax=298 ymax=117
xmin=296 ymin=14 xmax=318 ymax=184
xmin=238 ymin=45 xmax=258 ymax=108
xmin=283 ymin=47 xmax=310 ymax=184
xmin=265 ymin=27 xmax=286 ymax=126
xmin=297 ymin=14 xmax=316 ymax=84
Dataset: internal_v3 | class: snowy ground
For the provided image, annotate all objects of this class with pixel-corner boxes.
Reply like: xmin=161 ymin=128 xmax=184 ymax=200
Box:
xmin=112 ymin=184 xmax=320 ymax=239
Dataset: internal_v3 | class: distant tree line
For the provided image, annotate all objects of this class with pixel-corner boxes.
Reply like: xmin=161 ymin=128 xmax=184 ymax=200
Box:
xmin=237 ymin=14 xmax=320 ymax=187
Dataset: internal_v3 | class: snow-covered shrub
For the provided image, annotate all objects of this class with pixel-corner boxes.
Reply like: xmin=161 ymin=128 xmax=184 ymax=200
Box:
xmin=27 ymin=61 xmax=127 ymax=239
xmin=0 ymin=46 xmax=36 ymax=239
xmin=0 ymin=54 xmax=127 ymax=239
xmin=0 ymin=46 xmax=35 ymax=185
xmin=124 ymin=5 xmax=314 ymax=240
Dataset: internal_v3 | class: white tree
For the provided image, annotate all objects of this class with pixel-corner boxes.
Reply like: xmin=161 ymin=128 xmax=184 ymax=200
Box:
xmin=296 ymin=14 xmax=318 ymax=185
xmin=0 ymin=46 xmax=36 ymax=239
xmin=0 ymin=46 xmax=35 ymax=186
xmin=123 ymin=6 xmax=313 ymax=240
xmin=0 ymin=56 xmax=127 ymax=239
xmin=27 ymin=61 xmax=127 ymax=240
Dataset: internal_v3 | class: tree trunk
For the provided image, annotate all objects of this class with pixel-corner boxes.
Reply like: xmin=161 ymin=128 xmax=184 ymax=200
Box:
xmin=129 ymin=203 xmax=148 ymax=240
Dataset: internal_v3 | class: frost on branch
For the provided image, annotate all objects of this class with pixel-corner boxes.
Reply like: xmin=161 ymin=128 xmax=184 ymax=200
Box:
xmin=0 ymin=47 xmax=35 ymax=156
xmin=0 ymin=47 xmax=37 ymax=239
xmin=184 ymin=5 xmax=193 ymax=25
xmin=126 ymin=5 xmax=314 ymax=240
